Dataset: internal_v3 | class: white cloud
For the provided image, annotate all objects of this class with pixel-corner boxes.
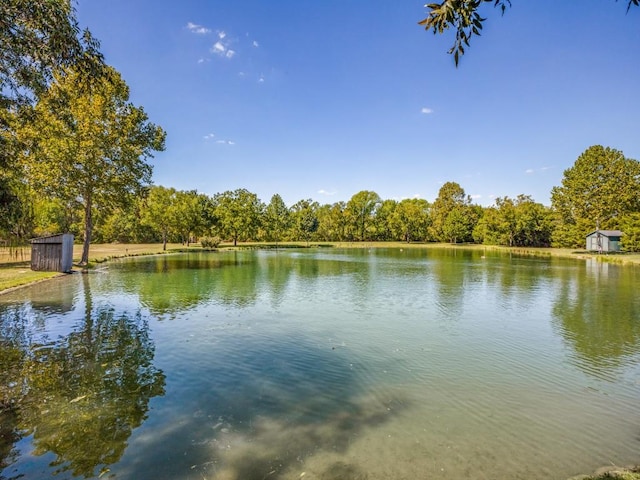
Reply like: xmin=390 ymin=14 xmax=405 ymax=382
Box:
xmin=318 ymin=189 xmax=337 ymax=196
xmin=211 ymin=34 xmax=236 ymax=59
xmin=421 ymin=107 xmax=434 ymax=114
xmin=525 ymin=168 xmax=535 ymax=174
xmin=187 ymin=22 xmax=211 ymax=35
xmin=203 ymin=133 xmax=215 ymax=140
xmin=212 ymin=42 xmax=226 ymax=54
xmin=470 ymin=194 xmax=482 ymax=200
xmin=216 ymin=140 xmax=235 ymax=145
xmin=258 ymin=74 xmax=265 ymax=83
xmin=253 ymin=40 xmax=259 ymax=47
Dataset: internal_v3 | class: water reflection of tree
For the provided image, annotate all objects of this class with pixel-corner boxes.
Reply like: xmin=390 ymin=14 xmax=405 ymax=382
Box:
xmin=0 ymin=275 xmax=165 ymax=478
xmin=430 ymin=248 xmax=474 ymax=316
xmin=126 ymin=253 xmax=261 ymax=314
xmin=117 ymin=252 xmax=379 ymax=316
xmin=261 ymin=253 xmax=293 ymax=308
xmin=552 ymin=263 xmax=640 ymax=377
xmin=0 ymin=306 xmax=31 ymax=473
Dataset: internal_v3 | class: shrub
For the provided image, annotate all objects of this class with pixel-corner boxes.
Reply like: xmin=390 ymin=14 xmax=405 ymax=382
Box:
xmin=200 ymin=236 xmax=221 ymax=249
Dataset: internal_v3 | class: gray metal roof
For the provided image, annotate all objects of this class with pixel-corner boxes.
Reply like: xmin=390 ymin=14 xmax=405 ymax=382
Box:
xmin=586 ymin=230 xmax=623 ymax=237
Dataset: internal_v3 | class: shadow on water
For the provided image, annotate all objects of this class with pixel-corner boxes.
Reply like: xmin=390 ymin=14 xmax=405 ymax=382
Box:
xmin=119 ymin=332 xmax=407 ymax=480
xmin=0 ymin=275 xmax=165 ymax=479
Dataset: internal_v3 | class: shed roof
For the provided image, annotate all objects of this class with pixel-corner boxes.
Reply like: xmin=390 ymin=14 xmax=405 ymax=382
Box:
xmin=30 ymin=233 xmax=73 ymax=243
xmin=586 ymin=230 xmax=623 ymax=238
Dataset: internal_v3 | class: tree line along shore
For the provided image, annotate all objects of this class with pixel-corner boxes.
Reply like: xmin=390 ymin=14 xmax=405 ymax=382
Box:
xmin=4 ymin=145 xmax=640 ymax=263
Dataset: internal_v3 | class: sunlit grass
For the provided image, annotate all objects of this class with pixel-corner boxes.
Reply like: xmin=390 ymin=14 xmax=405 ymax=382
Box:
xmin=0 ymin=264 xmax=59 ymax=292
xmin=583 ymin=468 xmax=640 ymax=480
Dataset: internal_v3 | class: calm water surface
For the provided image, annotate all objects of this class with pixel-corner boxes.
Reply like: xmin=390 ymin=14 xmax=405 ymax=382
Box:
xmin=1 ymin=248 xmax=639 ymax=479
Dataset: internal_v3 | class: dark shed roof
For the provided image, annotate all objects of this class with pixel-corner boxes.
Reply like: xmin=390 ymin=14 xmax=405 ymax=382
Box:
xmin=586 ymin=230 xmax=623 ymax=237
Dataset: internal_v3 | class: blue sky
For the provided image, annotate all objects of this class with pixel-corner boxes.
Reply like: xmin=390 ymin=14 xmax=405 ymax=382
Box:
xmin=76 ymin=1 xmax=640 ymax=207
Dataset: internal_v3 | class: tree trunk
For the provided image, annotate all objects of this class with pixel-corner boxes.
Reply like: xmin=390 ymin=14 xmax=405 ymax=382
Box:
xmin=162 ymin=230 xmax=167 ymax=251
xmin=80 ymin=196 xmax=92 ymax=265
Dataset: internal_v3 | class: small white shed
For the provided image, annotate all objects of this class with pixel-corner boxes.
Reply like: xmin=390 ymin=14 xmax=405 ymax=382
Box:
xmin=30 ymin=234 xmax=74 ymax=272
xmin=585 ymin=230 xmax=622 ymax=253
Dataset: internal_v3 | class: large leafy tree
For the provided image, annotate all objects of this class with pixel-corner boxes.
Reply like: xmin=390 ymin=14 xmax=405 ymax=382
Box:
xmin=141 ymin=186 xmax=177 ymax=250
xmin=264 ymin=194 xmax=291 ymax=246
xmin=345 ymin=190 xmax=381 ymax=241
xmin=619 ymin=213 xmax=640 ymax=252
xmin=551 ymin=145 xmax=640 ymax=247
xmin=19 ymin=66 xmax=166 ymax=264
xmin=390 ymin=198 xmax=432 ymax=243
xmin=420 ymin=0 xmax=639 ymax=65
xmin=474 ymin=195 xmax=552 ymax=247
xmin=214 ymin=188 xmax=263 ymax=246
xmin=429 ymin=181 xmax=470 ymax=242
xmin=173 ymin=190 xmax=203 ymax=246
xmin=441 ymin=203 xmax=481 ymax=243
xmin=316 ymin=201 xmax=348 ymax=241
xmin=372 ymin=199 xmax=397 ymax=241
xmin=290 ymin=199 xmax=319 ymax=245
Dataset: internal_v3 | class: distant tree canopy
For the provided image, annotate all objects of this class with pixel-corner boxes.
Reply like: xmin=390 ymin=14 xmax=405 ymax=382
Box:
xmin=4 ymin=141 xmax=640 ymax=252
xmin=420 ymin=0 xmax=639 ymax=65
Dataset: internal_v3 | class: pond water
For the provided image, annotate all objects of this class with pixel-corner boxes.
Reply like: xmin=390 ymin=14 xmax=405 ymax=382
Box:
xmin=1 ymin=248 xmax=640 ymax=480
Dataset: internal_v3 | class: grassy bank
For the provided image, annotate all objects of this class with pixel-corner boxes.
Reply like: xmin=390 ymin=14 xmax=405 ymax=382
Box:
xmin=2 ymin=241 xmax=640 ymax=294
xmin=575 ymin=466 xmax=640 ymax=480
xmin=0 ymin=243 xmax=200 ymax=294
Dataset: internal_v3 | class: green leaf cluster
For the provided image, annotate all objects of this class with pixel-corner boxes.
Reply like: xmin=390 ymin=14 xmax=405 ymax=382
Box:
xmin=420 ymin=0 xmax=637 ymax=65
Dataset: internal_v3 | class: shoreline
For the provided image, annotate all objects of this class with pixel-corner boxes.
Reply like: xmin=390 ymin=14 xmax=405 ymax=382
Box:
xmin=1 ymin=242 xmax=639 ymax=295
